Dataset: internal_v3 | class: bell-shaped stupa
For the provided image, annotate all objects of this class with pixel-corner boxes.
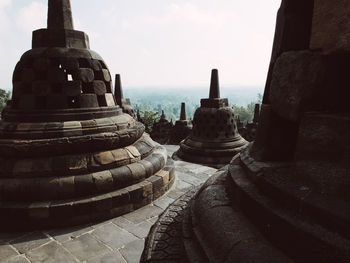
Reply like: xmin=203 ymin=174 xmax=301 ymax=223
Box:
xmin=0 ymin=0 xmax=174 ymax=230
xmin=176 ymin=69 xmax=248 ymax=166
xmin=168 ymin=102 xmax=192 ymax=144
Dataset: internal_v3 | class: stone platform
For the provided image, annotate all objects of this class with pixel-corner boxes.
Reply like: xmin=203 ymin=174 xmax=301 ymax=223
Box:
xmin=0 ymin=145 xmax=217 ymax=263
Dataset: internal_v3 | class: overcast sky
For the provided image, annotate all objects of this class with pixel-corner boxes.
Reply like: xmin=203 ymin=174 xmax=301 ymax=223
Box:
xmin=0 ymin=0 xmax=280 ymax=91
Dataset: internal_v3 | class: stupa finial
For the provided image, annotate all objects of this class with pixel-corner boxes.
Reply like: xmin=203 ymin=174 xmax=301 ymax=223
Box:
xmin=209 ymin=69 xmax=220 ymax=99
xmin=114 ymin=74 xmax=124 ymax=107
xmin=48 ymin=0 xmax=74 ymax=30
xmin=180 ymin=102 xmax=187 ymax=120
xmin=161 ymin=110 xmax=166 ymax=120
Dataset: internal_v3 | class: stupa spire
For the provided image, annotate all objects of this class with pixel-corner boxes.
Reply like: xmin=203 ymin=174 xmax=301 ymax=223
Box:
xmin=209 ymin=69 xmax=220 ymax=99
xmin=114 ymin=74 xmax=124 ymax=107
xmin=48 ymin=0 xmax=74 ymax=30
xmin=161 ymin=110 xmax=166 ymax=120
xmin=180 ymin=102 xmax=187 ymax=120
xmin=253 ymin=104 xmax=260 ymax=124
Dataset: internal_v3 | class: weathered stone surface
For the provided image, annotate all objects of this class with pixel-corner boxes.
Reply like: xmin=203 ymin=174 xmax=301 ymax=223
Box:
xmin=0 ymin=245 xmax=19 ymax=262
xmin=62 ymin=80 xmax=82 ymax=96
xmin=11 ymin=232 xmax=50 ymax=254
xmin=120 ymin=239 xmax=145 ymax=263
xmin=123 ymin=205 xmax=163 ymax=224
xmin=311 ymin=0 xmax=350 ymax=52
xmin=48 ymin=0 xmax=74 ymax=30
xmin=87 ymin=251 xmax=126 ymax=263
xmin=269 ymin=50 xmax=325 ymax=121
xmin=91 ymin=223 xmax=138 ymax=249
xmin=26 ymin=241 xmax=77 ymax=263
xmin=63 ymin=234 xmax=109 ymax=261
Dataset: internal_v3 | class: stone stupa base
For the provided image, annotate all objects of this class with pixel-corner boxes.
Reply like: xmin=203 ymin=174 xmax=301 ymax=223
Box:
xmin=142 ymin=145 xmax=350 ymax=263
xmin=176 ymin=136 xmax=247 ymax=168
xmin=0 ymin=132 xmax=175 ymax=231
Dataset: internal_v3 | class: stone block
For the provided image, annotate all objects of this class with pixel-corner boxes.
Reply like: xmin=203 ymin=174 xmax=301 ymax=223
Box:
xmin=90 ymin=60 xmax=102 ymax=71
xmin=127 ymin=163 xmax=147 ymax=181
xmin=200 ymin=98 xmax=229 ymax=108
xmin=140 ymin=180 xmax=153 ymax=197
xmin=125 ymin=184 xmax=143 ymax=202
xmin=33 ymin=57 xmax=51 ymax=71
xmin=98 ymin=94 xmax=115 ymax=107
xmin=110 ymin=166 xmax=132 ymax=188
xmin=156 ymin=170 xmax=170 ymax=185
xmin=110 ymin=204 xmax=133 ymax=217
xmin=74 ymin=174 xmax=96 ymax=196
xmin=21 ymin=68 xmax=35 ymax=82
xmin=79 ymin=94 xmax=99 ymax=108
xmin=135 ymin=141 xmax=154 ymax=157
xmin=13 ymin=159 xmax=33 ymax=176
xmin=67 ymin=155 xmax=87 ymax=172
xmin=126 ymin=146 xmax=141 ymax=158
xmin=18 ymin=95 xmax=36 ymax=110
xmin=74 ymin=68 xmax=94 ymax=83
xmin=269 ymin=50 xmax=325 ymax=121
xmin=31 ymin=81 xmax=51 ymax=96
xmin=12 ymin=82 xmax=27 ymax=99
xmin=90 ymin=80 xmax=106 ymax=95
xmin=91 ymin=194 xmax=113 ymax=212
xmin=147 ymin=175 xmax=164 ymax=197
xmin=50 ymin=200 xmax=74 ymax=220
xmin=48 ymin=68 xmax=66 ymax=83
xmin=139 ymin=160 xmax=154 ymax=178
xmin=311 ymin=0 xmax=350 ymax=52
xmin=56 ymin=176 xmax=75 ymax=198
xmin=28 ymin=202 xmax=50 ymax=219
xmin=60 ymin=57 xmax=79 ymax=71
xmin=95 ymin=69 xmax=111 ymax=82
xmin=92 ymin=170 xmax=113 ymax=192
xmin=26 ymin=241 xmax=77 ymax=263
xmin=93 ymin=151 xmax=115 ymax=166
xmin=111 ymin=188 xmax=130 ymax=207
xmin=62 ymin=80 xmax=82 ymax=96
xmin=46 ymin=95 xmax=69 ymax=109
xmin=62 ymin=233 xmax=109 ymax=261
xmin=111 ymin=148 xmax=129 ymax=165
xmin=73 ymin=198 xmax=93 ymax=216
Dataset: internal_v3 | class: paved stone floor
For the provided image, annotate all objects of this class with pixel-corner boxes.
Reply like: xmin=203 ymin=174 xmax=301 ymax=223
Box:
xmin=0 ymin=145 xmax=217 ymax=263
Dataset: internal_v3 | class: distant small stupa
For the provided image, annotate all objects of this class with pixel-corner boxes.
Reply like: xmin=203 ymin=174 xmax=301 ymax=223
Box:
xmin=168 ymin=102 xmax=192 ymax=144
xmin=150 ymin=110 xmax=173 ymax=144
xmin=114 ymin=74 xmax=136 ymax=118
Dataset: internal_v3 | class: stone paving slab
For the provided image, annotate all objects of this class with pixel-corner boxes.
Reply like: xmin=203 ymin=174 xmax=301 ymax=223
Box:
xmin=0 ymin=146 xmax=218 ymax=263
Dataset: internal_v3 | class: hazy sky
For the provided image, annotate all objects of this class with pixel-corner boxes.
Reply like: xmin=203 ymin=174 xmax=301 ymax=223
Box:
xmin=0 ymin=0 xmax=280 ymax=91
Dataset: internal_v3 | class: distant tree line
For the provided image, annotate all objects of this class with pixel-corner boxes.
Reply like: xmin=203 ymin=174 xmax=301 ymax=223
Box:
xmin=0 ymin=89 xmax=11 ymax=119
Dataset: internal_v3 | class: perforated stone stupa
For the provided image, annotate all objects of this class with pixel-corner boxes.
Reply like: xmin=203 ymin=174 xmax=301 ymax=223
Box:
xmin=168 ymin=102 xmax=192 ymax=144
xmin=176 ymin=69 xmax=248 ymax=166
xmin=0 ymin=0 xmax=174 ymax=230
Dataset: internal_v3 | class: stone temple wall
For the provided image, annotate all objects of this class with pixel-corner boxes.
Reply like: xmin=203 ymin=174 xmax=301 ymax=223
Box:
xmin=311 ymin=0 xmax=350 ymax=52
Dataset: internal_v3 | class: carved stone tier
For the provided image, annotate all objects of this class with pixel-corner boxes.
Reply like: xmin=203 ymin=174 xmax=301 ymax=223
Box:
xmin=176 ymin=69 xmax=248 ymax=166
